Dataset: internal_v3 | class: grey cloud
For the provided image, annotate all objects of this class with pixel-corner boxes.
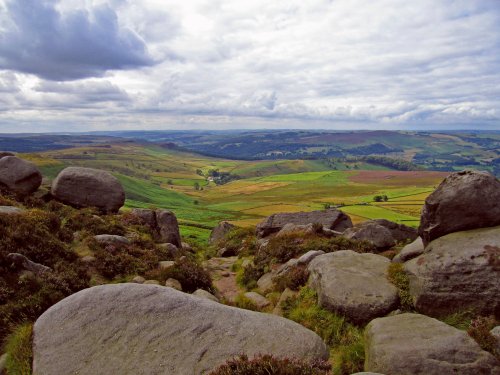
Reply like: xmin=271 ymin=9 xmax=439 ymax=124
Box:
xmin=0 ymin=0 xmax=155 ymax=81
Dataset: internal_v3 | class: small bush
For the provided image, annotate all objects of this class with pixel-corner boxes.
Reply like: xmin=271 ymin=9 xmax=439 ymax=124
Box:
xmin=440 ymin=310 xmax=474 ymax=330
xmin=236 ymin=263 xmax=265 ymax=290
xmin=467 ymin=316 xmax=499 ymax=359
xmin=208 ymin=354 xmax=331 ymax=375
xmin=273 ymin=265 xmax=309 ymax=292
xmin=145 ymin=257 xmax=213 ymax=293
xmin=386 ymin=263 xmax=413 ymax=311
xmin=4 ymin=323 xmax=33 ymax=375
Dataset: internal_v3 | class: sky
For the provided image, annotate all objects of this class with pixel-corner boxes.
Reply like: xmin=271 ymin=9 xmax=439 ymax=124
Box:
xmin=0 ymin=0 xmax=499 ymax=133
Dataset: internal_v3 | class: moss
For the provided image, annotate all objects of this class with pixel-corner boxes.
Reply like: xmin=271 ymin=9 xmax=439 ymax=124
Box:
xmin=4 ymin=323 xmax=33 ymax=375
xmin=386 ymin=263 xmax=413 ymax=311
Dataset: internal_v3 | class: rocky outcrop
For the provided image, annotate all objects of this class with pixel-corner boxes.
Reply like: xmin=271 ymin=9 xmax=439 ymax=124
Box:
xmin=365 ymin=313 xmax=500 ymax=375
xmin=343 ymin=222 xmax=395 ymax=250
xmin=33 ymin=284 xmax=328 ymax=375
xmin=209 ymin=221 xmax=235 ymax=244
xmin=193 ymin=289 xmax=219 ymax=302
xmin=392 ymin=237 xmax=424 ymax=263
xmin=372 ymin=219 xmax=418 ymax=243
xmin=130 ymin=208 xmax=181 ymax=246
xmin=308 ymin=251 xmax=399 ymax=323
xmin=0 ymin=151 xmax=15 ymax=159
xmin=244 ymin=292 xmax=270 ymax=309
xmin=51 ymin=167 xmax=125 ymax=213
xmin=0 ymin=156 xmax=42 ymax=197
xmin=405 ymin=226 xmax=500 ymax=317
xmin=419 ymin=170 xmax=500 ymax=246
xmin=256 ymin=208 xmax=352 ymax=238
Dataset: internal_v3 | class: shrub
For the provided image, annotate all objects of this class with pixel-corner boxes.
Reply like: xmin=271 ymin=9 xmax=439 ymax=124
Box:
xmin=282 ymin=288 xmax=364 ymax=375
xmin=145 ymin=257 xmax=213 ymax=293
xmin=219 ymin=227 xmax=257 ymax=257
xmin=208 ymin=354 xmax=331 ymax=375
xmin=3 ymin=323 xmax=33 ymax=375
xmin=273 ymin=265 xmax=309 ymax=292
xmin=467 ymin=316 xmax=499 ymax=359
xmin=236 ymin=263 xmax=265 ymax=290
xmin=440 ymin=310 xmax=474 ymax=330
xmin=386 ymin=263 xmax=413 ymax=311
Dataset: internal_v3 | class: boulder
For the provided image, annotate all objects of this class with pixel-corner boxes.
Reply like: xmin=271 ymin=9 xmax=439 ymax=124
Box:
xmin=33 ymin=284 xmax=328 ymax=375
xmin=244 ymin=292 xmax=271 ymax=310
xmin=51 ymin=167 xmax=125 ymax=213
xmin=131 ymin=276 xmax=145 ymax=284
xmin=143 ymin=280 xmax=160 ymax=285
xmin=297 ymin=250 xmax=325 ymax=265
xmin=257 ymin=272 xmax=275 ymax=295
xmin=155 ymin=210 xmax=182 ymax=247
xmin=392 ymin=237 xmax=424 ymax=263
xmin=343 ymin=222 xmax=395 ymax=250
xmin=7 ymin=253 xmax=51 ymax=275
xmin=158 ymin=260 xmax=175 ymax=271
xmin=419 ymin=170 xmax=500 ymax=246
xmin=405 ymin=226 xmax=500 ymax=317
xmin=164 ymin=278 xmax=182 ymax=290
xmin=365 ymin=313 xmax=500 ymax=375
xmin=217 ymin=247 xmax=237 ymax=257
xmin=308 ymin=251 xmax=399 ymax=323
xmin=256 ymin=208 xmax=352 ymax=238
xmin=272 ymin=288 xmax=297 ymax=316
xmin=209 ymin=221 xmax=235 ymax=244
xmin=491 ymin=326 xmax=500 ymax=353
xmin=193 ymin=289 xmax=219 ymax=302
xmin=94 ymin=234 xmax=130 ymax=247
xmin=158 ymin=243 xmax=181 ymax=258
xmin=372 ymin=219 xmax=418 ymax=243
xmin=0 ymin=156 xmax=42 ymax=197
xmin=0 ymin=206 xmax=24 ymax=215
xmin=0 ymin=353 xmax=7 ymax=375
xmin=130 ymin=208 xmax=157 ymax=227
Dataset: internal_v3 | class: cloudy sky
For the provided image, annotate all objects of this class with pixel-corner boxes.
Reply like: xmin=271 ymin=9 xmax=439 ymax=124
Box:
xmin=0 ymin=0 xmax=499 ymax=132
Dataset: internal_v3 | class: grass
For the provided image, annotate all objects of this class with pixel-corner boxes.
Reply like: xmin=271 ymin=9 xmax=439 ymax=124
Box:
xmin=282 ymin=288 xmax=365 ymax=375
xmin=3 ymin=323 xmax=33 ymax=375
xmin=386 ymin=263 xmax=413 ymax=311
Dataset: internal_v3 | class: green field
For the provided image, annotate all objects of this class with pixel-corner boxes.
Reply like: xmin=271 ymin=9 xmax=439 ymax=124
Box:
xmin=26 ymin=143 xmax=448 ymax=241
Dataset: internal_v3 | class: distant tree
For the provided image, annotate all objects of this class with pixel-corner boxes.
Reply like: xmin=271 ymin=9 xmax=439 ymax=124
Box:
xmin=167 ymin=179 xmax=173 ymax=185
xmin=194 ymin=200 xmax=199 ymax=205
xmin=323 ymin=203 xmax=331 ymax=209
xmin=194 ymin=182 xmax=200 ymax=191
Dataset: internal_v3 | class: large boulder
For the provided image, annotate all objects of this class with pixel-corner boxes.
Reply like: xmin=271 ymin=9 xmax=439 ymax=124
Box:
xmin=308 ymin=251 xmax=399 ymax=323
xmin=392 ymin=237 xmax=424 ymax=263
xmin=405 ymin=226 xmax=500 ymax=318
xmin=256 ymin=208 xmax=352 ymax=238
xmin=419 ymin=170 xmax=500 ymax=246
xmin=372 ymin=219 xmax=418 ymax=243
xmin=130 ymin=208 xmax=181 ymax=246
xmin=0 ymin=151 xmax=15 ymax=159
xmin=0 ymin=206 xmax=24 ymax=215
xmin=33 ymin=284 xmax=328 ymax=375
xmin=365 ymin=313 xmax=500 ymax=375
xmin=51 ymin=167 xmax=125 ymax=213
xmin=209 ymin=221 xmax=235 ymax=244
xmin=343 ymin=221 xmax=395 ymax=250
xmin=0 ymin=156 xmax=42 ymax=197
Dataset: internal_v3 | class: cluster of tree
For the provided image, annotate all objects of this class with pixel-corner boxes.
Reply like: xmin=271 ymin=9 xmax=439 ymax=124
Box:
xmin=373 ymin=195 xmax=389 ymax=202
xmin=355 ymin=156 xmax=419 ymax=171
xmin=206 ymin=169 xmax=241 ymax=185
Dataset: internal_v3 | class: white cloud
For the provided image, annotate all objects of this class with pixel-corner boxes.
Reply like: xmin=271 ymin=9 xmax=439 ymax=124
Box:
xmin=0 ymin=0 xmax=499 ymax=131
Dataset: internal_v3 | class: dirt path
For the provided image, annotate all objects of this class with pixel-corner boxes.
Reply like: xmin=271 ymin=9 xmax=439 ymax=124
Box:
xmin=203 ymin=256 xmax=241 ymax=303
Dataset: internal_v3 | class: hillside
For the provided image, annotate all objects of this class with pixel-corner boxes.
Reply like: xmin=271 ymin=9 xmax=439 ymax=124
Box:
xmin=21 ymin=143 xmax=447 ymax=245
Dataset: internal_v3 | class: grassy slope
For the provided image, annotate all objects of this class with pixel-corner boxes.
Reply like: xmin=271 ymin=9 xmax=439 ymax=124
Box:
xmin=26 ymin=143 xmax=447 ymax=238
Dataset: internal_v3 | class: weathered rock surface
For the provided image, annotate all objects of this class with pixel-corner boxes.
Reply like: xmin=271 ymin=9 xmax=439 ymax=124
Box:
xmin=94 ymin=234 xmax=130 ymax=247
xmin=51 ymin=167 xmax=125 ymax=213
xmin=0 ymin=156 xmax=42 ymax=196
xmin=193 ymin=289 xmax=219 ymax=302
xmin=365 ymin=313 xmax=500 ymax=375
xmin=256 ymin=208 xmax=352 ymax=238
xmin=343 ymin=222 xmax=395 ymax=250
xmin=372 ymin=219 xmax=418 ymax=243
xmin=244 ymin=292 xmax=271 ymax=309
xmin=0 ymin=353 xmax=7 ymax=374
xmin=0 ymin=206 xmax=24 ymax=215
xmin=0 ymin=151 xmax=15 ymax=159
xmin=419 ymin=170 xmax=500 ymax=245
xmin=131 ymin=276 xmax=145 ymax=284
xmin=33 ymin=284 xmax=328 ymax=375
xmin=405 ymin=226 xmax=500 ymax=318
xmin=308 ymin=251 xmax=399 ymax=323
xmin=164 ymin=278 xmax=182 ymax=290
xmin=491 ymin=326 xmax=500 ymax=353
xmin=209 ymin=221 xmax=235 ymax=244
xmin=272 ymin=288 xmax=297 ymax=316
xmin=257 ymin=272 xmax=275 ymax=294
xmin=158 ymin=260 xmax=175 ymax=271
xmin=7 ymin=253 xmax=51 ymax=275
xmin=392 ymin=237 xmax=424 ymax=263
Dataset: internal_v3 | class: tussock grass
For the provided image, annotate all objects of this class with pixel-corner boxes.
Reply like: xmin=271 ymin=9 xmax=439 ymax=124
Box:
xmin=4 ymin=323 xmax=33 ymax=375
